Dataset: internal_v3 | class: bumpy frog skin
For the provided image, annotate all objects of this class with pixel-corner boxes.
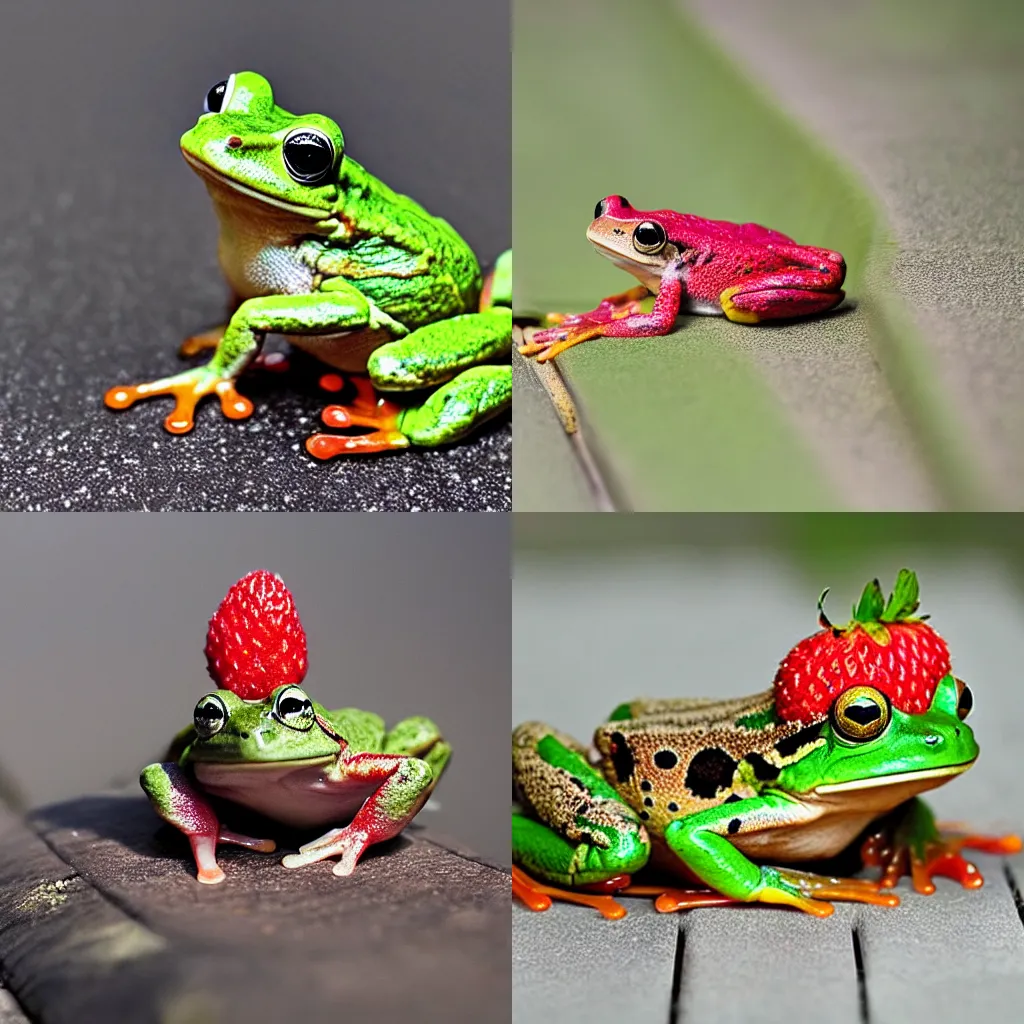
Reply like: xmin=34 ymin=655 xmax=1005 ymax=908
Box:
xmin=519 ymin=194 xmax=845 ymax=362
xmin=512 ymin=676 xmax=1020 ymax=918
xmin=106 ymin=71 xmax=512 ymax=457
xmin=141 ymin=685 xmax=450 ymax=883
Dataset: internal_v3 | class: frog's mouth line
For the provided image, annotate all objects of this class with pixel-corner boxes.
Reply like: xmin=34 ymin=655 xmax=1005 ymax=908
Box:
xmin=181 ymin=150 xmax=329 ymax=219
xmin=814 ymin=759 xmax=975 ymax=794
xmin=191 ymin=754 xmax=335 ymax=770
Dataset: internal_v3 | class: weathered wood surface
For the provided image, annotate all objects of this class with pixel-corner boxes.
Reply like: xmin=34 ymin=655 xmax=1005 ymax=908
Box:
xmin=0 ymin=793 xmax=510 ymax=1024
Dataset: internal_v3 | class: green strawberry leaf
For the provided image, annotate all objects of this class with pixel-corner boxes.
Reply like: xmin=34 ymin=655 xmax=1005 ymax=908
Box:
xmin=852 ymin=578 xmax=885 ymax=623
xmin=882 ymin=568 xmax=920 ymax=621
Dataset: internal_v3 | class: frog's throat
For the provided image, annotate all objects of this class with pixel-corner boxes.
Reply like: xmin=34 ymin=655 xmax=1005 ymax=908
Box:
xmin=188 ymin=754 xmax=335 ymax=769
xmin=181 ymin=150 xmax=329 ymax=219
xmin=813 ymin=759 xmax=975 ymax=795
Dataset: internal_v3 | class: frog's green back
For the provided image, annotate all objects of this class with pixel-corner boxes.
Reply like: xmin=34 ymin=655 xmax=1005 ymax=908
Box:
xmin=320 ymin=707 xmax=387 ymax=752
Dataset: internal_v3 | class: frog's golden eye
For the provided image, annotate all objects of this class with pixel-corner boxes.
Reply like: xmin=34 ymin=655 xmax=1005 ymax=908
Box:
xmin=632 ymin=221 xmax=667 ymax=255
xmin=283 ymin=128 xmax=336 ymax=185
xmin=203 ymin=78 xmax=230 ymax=114
xmin=193 ymin=694 xmax=228 ymax=739
xmin=830 ymin=686 xmax=891 ymax=742
xmin=954 ymin=678 xmax=974 ymax=721
xmin=273 ymin=686 xmax=315 ymax=731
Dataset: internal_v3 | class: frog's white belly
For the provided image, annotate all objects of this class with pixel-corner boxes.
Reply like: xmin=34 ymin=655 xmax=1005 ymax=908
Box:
xmin=194 ymin=760 xmax=375 ymax=830
xmin=604 ymin=254 xmax=722 ymax=316
xmin=217 ymin=225 xmax=315 ymax=299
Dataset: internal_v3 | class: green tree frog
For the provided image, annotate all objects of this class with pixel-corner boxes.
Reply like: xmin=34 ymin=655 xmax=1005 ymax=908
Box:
xmin=106 ymin=71 xmax=511 ymax=457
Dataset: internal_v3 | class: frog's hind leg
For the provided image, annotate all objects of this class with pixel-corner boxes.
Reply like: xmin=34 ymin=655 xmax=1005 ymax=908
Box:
xmin=140 ymin=762 xmax=276 ymax=885
xmin=512 ymin=722 xmax=651 ymax=918
xmin=306 ymin=306 xmax=512 ymax=458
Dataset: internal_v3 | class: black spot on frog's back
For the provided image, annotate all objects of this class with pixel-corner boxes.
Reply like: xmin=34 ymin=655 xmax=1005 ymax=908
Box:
xmin=774 ymin=723 xmax=824 ymax=759
xmin=744 ymin=752 xmax=780 ymax=783
xmin=685 ymin=747 xmax=738 ymax=799
xmin=608 ymin=731 xmax=635 ymax=783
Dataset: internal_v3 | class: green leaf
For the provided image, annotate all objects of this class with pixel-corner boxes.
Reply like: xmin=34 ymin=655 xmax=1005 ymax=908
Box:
xmin=882 ymin=568 xmax=920 ymax=621
xmin=853 ymin=578 xmax=885 ymax=623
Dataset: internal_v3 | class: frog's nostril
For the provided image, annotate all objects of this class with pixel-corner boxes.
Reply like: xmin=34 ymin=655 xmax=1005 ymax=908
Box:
xmin=227 ymin=135 xmax=243 ymax=149
xmin=240 ymin=731 xmax=250 ymax=739
xmin=924 ymin=734 xmax=940 ymax=746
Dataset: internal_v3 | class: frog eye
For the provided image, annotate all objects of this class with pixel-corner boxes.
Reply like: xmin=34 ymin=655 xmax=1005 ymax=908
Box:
xmin=193 ymin=694 xmax=228 ymax=739
xmin=632 ymin=221 xmax=667 ymax=255
xmin=955 ymin=678 xmax=974 ymax=721
xmin=273 ymin=686 xmax=315 ymax=731
xmin=203 ymin=78 xmax=231 ymax=114
xmin=830 ymin=686 xmax=891 ymax=743
xmin=282 ymin=129 xmax=335 ymax=185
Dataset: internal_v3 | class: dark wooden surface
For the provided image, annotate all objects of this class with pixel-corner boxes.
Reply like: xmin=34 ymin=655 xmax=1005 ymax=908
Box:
xmin=0 ymin=793 xmax=510 ymax=1024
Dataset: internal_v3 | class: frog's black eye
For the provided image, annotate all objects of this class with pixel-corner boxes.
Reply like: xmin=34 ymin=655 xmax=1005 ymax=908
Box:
xmin=204 ymin=80 xmax=229 ymax=114
xmin=193 ymin=694 xmax=228 ymax=739
xmin=632 ymin=221 xmax=667 ymax=255
xmin=594 ymin=199 xmax=607 ymax=219
xmin=955 ymin=679 xmax=973 ymax=721
xmin=273 ymin=686 xmax=315 ymax=731
xmin=282 ymin=129 xmax=335 ymax=184
xmin=830 ymin=686 xmax=891 ymax=743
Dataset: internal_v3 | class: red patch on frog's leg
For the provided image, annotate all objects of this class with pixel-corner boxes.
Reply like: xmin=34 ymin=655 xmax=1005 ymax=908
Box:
xmin=511 ymin=865 xmax=630 ymax=920
xmin=282 ymin=753 xmax=434 ymax=876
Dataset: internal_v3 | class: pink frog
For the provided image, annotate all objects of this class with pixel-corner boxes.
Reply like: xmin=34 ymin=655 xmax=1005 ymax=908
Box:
xmin=519 ymin=195 xmax=846 ymax=362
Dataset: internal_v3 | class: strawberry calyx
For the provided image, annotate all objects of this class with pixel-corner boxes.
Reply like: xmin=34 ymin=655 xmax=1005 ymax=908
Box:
xmin=817 ymin=568 xmax=927 ymax=646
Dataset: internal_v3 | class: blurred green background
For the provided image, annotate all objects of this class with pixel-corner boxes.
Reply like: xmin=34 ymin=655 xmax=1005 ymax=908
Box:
xmin=512 ymin=0 xmax=998 ymax=511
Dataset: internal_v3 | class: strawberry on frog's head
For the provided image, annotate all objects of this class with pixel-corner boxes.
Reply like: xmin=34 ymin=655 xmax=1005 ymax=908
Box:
xmin=774 ymin=569 xmax=951 ymax=724
xmin=205 ymin=570 xmax=308 ymax=701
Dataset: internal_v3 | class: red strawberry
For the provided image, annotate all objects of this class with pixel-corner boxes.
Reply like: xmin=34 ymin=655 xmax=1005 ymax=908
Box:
xmin=774 ymin=569 xmax=950 ymax=723
xmin=205 ymin=570 xmax=308 ymax=700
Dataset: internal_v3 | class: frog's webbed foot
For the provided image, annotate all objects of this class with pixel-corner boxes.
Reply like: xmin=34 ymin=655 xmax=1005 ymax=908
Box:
xmin=512 ymin=865 xmax=634 ymax=920
xmin=518 ymin=291 xmax=648 ymax=362
xmin=282 ymin=825 xmax=371 ymax=877
xmin=861 ymin=816 xmax=1022 ymax=895
xmin=751 ymin=867 xmax=900 ymax=918
xmin=105 ymin=366 xmax=254 ymax=435
xmin=305 ymin=374 xmax=411 ymax=458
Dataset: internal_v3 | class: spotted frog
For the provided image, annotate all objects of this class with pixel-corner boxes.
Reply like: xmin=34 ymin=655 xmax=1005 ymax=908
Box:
xmin=512 ymin=675 xmax=1019 ymax=918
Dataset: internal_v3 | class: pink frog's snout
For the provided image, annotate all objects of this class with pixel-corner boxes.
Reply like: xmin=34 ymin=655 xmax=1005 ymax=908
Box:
xmin=594 ymin=195 xmax=634 ymax=220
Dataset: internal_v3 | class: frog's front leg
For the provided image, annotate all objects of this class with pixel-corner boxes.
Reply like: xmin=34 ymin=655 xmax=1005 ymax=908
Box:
xmin=861 ymin=797 xmax=1021 ymax=894
xmin=306 ymin=306 xmax=512 ymax=458
xmin=511 ymin=722 xmax=651 ymax=919
xmin=280 ymin=752 xmax=435 ymax=876
xmin=662 ymin=794 xmax=899 ymax=918
xmin=519 ymin=266 xmax=684 ymax=362
xmin=139 ymin=762 xmax=276 ymax=885
xmin=105 ymin=286 xmax=402 ymax=435
xmin=719 ymin=261 xmax=845 ymax=324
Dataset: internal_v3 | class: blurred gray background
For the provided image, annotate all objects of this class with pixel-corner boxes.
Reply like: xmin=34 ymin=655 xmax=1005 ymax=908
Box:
xmin=513 ymin=514 xmax=1024 ymax=1023
xmin=0 ymin=0 xmax=509 ymax=510
xmin=0 ymin=512 xmax=509 ymax=865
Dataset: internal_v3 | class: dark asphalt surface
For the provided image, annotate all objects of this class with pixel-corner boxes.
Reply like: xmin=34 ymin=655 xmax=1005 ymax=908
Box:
xmin=0 ymin=0 xmax=509 ymax=510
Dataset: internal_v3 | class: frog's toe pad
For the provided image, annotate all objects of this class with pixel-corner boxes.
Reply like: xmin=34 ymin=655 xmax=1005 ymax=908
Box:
xmin=196 ymin=866 xmax=226 ymax=885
